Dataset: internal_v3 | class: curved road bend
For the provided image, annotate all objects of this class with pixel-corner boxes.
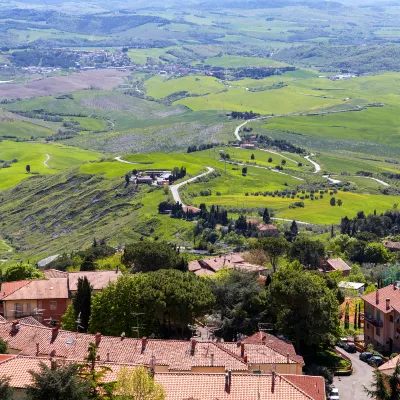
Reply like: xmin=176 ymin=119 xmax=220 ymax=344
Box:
xmin=44 ymin=154 xmax=50 ymax=168
xmin=170 ymin=167 xmax=215 ymax=207
xmin=114 ymin=156 xmax=138 ymax=164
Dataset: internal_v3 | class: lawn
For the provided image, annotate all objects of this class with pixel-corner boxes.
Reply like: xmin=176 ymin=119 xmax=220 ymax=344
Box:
xmin=144 ymin=75 xmax=226 ymax=99
xmin=0 ymin=141 xmax=101 ymax=190
xmin=0 ymin=120 xmax=54 ymax=139
xmin=201 ymin=55 xmax=288 ymax=68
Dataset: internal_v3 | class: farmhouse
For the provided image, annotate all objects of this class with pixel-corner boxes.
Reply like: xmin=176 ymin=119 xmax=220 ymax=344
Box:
xmin=257 ymin=224 xmax=279 ymax=237
xmin=338 ymin=281 xmax=365 ymax=295
xmin=319 ymin=257 xmax=351 ymax=277
xmin=384 ymin=241 xmax=400 ymax=253
xmin=0 ymin=354 xmax=324 ymax=400
xmin=188 ymin=254 xmax=265 ymax=276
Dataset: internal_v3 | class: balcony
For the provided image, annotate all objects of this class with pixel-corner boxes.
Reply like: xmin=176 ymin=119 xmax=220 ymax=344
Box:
xmin=364 ymin=313 xmax=383 ymax=328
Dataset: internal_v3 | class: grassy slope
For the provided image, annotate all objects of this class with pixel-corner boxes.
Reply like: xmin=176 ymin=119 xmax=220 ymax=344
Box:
xmin=0 ymin=140 xmax=101 ymax=190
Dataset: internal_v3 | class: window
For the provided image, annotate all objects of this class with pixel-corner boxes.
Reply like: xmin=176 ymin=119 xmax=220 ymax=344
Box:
xmin=367 ymin=323 xmax=370 ymax=329
xmin=37 ymin=301 xmax=42 ymax=309
xmin=14 ymin=303 xmax=22 ymax=317
xmin=49 ymin=301 xmax=57 ymax=310
xmin=390 ymin=315 xmax=394 ymax=323
xmin=377 ymin=310 xmax=381 ymax=322
xmin=376 ymin=327 xmax=381 ymax=336
xmin=26 ymin=303 xmax=31 ymax=314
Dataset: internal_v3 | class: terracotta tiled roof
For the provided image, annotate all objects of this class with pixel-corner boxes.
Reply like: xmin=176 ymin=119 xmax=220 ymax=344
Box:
xmin=257 ymin=224 xmax=278 ymax=231
xmin=19 ymin=316 xmax=45 ymax=327
xmin=0 ymin=316 xmax=5 ymax=323
xmin=0 ymin=322 xmax=247 ymax=371
xmin=327 ymin=258 xmax=351 ymax=272
xmin=0 ymin=281 xmax=31 ymax=300
xmin=1 ymin=279 xmax=68 ymax=300
xmin=0 ymin=356 xmax=324 ymax=399
xmin=183 ymin=206 xmax=201 ymax=213
xmin=384 ymin=241 xmax=400 ymax=250
xmin=188 ymin=261 xmax=202 ymax=273
xmin=68 ymin=271 xmax=122 ymax=291
xmin=363 ymin=285 xmax=400 ymax=314
xmin=43 ymin=269 xmax=68 ymax=279
xmin=156 ymin=372 xmax=325 ymax=400
xmin=223 ymin=332 xmax=304 ymax=365
xmin=378 ymin=354 xmax=400 ymax=375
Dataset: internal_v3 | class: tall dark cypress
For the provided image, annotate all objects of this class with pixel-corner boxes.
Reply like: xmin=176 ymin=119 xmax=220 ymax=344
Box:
xmin=73 ymin=277 xmax=93 ymax=332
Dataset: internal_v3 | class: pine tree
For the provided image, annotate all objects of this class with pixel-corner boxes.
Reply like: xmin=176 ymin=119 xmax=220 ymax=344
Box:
xmin=290 ymin=220 xmax=298 ymax=237
xmin=344 ymin=302 xmax=350 ymax=330
xmin=263 ymin=208 xmax=271 ymax=224
xmin=365 ymin=359 xmax=400 ymax=399
xmin=73 ymin=277 xmax=92 ymax=332
xmin=353 ymin=302 xmax=357 ymax=330
xmin=358 ymin=303 xmax=361 ymax=329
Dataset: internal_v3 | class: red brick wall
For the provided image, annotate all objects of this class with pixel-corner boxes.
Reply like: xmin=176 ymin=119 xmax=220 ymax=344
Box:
xmin=38 ymin=299 xmax=68 ymax=324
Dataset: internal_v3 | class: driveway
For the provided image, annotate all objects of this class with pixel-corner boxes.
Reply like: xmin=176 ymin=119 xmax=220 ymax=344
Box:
xmin=332 ymin=347 xmax=374 ymax=400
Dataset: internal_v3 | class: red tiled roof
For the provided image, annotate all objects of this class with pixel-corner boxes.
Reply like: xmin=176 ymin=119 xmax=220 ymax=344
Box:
xmin=0 ymin=281 xmax=31 ymax=300
xmin=257 ymin=224 xmax=278 ymax=231
xmin=1 ymin=279 xmax=68 ymax=300
xmin=363 ymin=285 xmax=400 ymax=314
xmin=183 ymin=206 xmax=201 ymax=213
xmin=19 ymin=316 xmax=45 ymax=327
xmin=68 ymin=271 xmax=121 ymax=291
xmin=0 ymin=356 xmax=324 ymax=399
xmin=43 ymin=269 xmax=68 ymax=279
xmin=327 ymin=258 xmax=351 ymax=272
xmin=0 ymin=322 xmax=247 ymax=371
xmin=156 ymin=372 xmax=325 ymax=400
xmin=384 ymin=241 xmax=400 ymax=250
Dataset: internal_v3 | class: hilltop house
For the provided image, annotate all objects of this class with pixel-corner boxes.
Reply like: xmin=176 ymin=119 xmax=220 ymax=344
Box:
xmin=319 ymin=257 xmax=351 ymax=277
xmin=257 ymin=224 xmax=279 ymax=237
xmin=362 ymin=283 xmax=400 ymax=353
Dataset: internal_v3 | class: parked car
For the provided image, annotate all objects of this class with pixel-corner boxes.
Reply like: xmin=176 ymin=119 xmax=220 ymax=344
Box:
xmin=328 ymin=387 xmax=339 ymax=399
xmin=337 ymin=338 xmax=348 ymax=348
xmin=359 ymin=352 xmax=374 ymax=362
xmin=329 ymin=395 xmax=340 ymax=400
xmin=367 ymin=356 xmax=384 ymax=367
xmin=343 ymin=342 xmax=356 ymax=353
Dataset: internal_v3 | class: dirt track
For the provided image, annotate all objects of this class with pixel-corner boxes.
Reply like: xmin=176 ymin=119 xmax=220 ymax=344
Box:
xmin=0 ymin=69 xmax=130 ymax=99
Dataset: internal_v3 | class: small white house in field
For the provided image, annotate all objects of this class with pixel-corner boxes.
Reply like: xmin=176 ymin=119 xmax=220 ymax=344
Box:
xmin=338 ymin=281 xmax=365 ymax=295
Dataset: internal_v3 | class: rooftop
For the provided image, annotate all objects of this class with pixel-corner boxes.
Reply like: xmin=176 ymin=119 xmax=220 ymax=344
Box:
xmin=67 ymin=270 xmax=122 ymax=291
xmin=0 ymin=279 xmax=68 ymax=300
xmin=0 ymin=355 xmax=324 ymax=399
xmin=327 ymin=258 xmax=351 ymax=272
xmin=257 ymin=224 xmax=278 ymax=231
xmin=338 ymin=281 xmax=365 ymax=290
xmin=362 ymin=284 xmax=400 ymax=314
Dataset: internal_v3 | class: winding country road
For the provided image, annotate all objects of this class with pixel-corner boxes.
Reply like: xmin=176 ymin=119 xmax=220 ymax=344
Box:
xmin=169 ymin=167 xmax=215 ymax=207
xmin=114 ymin=156 xmax=138 ymax=164
xmin=44 ymin=154 xmax=50 ymax=168
xmin=304 ymin=154 xmax=321 ymax=173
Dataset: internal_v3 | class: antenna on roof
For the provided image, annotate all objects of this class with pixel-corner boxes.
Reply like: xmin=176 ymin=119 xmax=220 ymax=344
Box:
xmin=76 ymin=312 xmax=84 ymax=332
xmin=131 ymin=312 xmax=145 ymax=338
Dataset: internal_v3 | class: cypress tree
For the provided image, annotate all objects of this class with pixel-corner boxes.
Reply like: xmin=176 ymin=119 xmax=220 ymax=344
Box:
xmin=73 ymin=277 xmax=93 ymax=332
xmin=358 ymin=303 xmax=361 ymax=329
xmin=353 ymin=302 xmax=357 ymax=330
xmin=263 ymin=208 xmax=271 ymax=224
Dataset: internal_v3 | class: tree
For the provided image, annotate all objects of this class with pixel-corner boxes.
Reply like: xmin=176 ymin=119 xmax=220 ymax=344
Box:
xmin=210 ymin=269 xmax=266 ymax=341
xmin=0 ymin=377 xmax=12 ymax=400
xmin=364 ymin=243 xmax=392 ymax=264
xmin=267 ymin=264 xmax=340 ymax=354
xmin=114 ymin=366 xmax=165 ymax=400
xmin=262 ymin=208 xmax=271 ymax=224
xmin=78 ymin=343 xmax=115 ymax=399
xmin=258 ymin=237 xmax=289 ymax=273
xmin=330 ymin=197 xmax=336 ymax=206
xmin=281 ymin=159 xmax=286 ymax=165
xmin=290 ymin=220 xmax=298 ymax=238
xmin=80 ymin=255 xmax=96 ymax=271
xmin=89 ymin=270 xmax=215 ymax=338
xmin=268 ymin=157 xmax=273 ymax=163
xmin=365 ymin=359 xmax=400 ymax=399
xmin=26 ymin=165 xmax=30 ymax=173
xmin=26 ymin=363 xmax=90 ymax=400
xmin=358 ymin=303 xmax=361 ymax=329
xmin=353 ymin=302 xmax=357 ymax=330
xmin=337 ymin=199 xmax=343 ymax=207
xmin=0 ymin=339 xmax=8 ymax=354
xmin=289 ymin=238 xmax=325 ymax=269
xmin=347 ymin=264 xmax=366 ymax=283
xmin=251 ymin=153 xmax=255 ymax=160
xmin=122 ymin=242 xmax=179 ymax=272
xmin=2 ymin=263 xmax=45 ymax=282
xmin=61 ymin=304 xmax=77 ymax=331
xmin=74 ymin=277 xmax=93 ymax=332
xmin=344 ymin=302 xmax=350 ymax=330
xmin=242 ymin=167 xmax=247 ymax=175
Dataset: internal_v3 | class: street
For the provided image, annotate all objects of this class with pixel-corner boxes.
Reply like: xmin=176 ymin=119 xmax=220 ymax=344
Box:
xmin=332 ymin=347 xmax=374 ymax=400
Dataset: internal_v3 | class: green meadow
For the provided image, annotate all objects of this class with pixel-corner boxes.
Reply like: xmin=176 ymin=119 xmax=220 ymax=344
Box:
xmin=201 ymin=55 xmax=288 ymax=68
xmin=0 ymin=141 xmax=100 ymax=190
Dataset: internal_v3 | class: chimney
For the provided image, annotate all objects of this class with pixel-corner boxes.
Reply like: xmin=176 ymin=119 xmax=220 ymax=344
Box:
xmin=228 ymin=370 xmax=232 ymax=389
xmin=271 ymin=371 xmax=276 ymax=393
xmin=244 ymin=355 xmax=248 ymax=363
xmin=36 ymin=343 xmax=40 ymax=356
xmin=225 ymin=373 xmax=230 ymax=393
xmin=394 ymin=282 xmax=397 ymax=290
xmin=95 ymin=333 xmax=102 ymax=346
xmin=141 ymin=337 xmax=147 ymax=353
xmin=50 ymin=358 xmax=57 ymax=371
xmin=116 ymin=265 xmax=119 ymax=273
xmin=11 ymin=320 xmax=19 ymax=331
xmin=52 ymin=326 xmax=59 ymax=340
xmin=96 ymin=355 xmax=100 ymax=361
xmin=386 ymin=298 xmax=391 ymax=310
xmin=191 ymin=339 xmax=197 ymax=356
xmin=211 ymin=353 xmax=214 ymax=367
xmin=106 ymin=353 xmax=110 ymax=362
xmin=287 ymin=353 xmax=290 ymax=364
xmin=376 ymin=290 xmax=379 ymax=304
xmin=240 ymin=343 xmax=245 ymax=358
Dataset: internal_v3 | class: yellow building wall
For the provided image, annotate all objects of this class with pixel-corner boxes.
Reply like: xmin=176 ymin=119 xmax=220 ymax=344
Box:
xmin=4 ymin=300 xmax=37 ymax=321
xmin=191 ymin=366 xmax=228 ymax=374
xmin=249 ymin=363 xmax=302 ymax=375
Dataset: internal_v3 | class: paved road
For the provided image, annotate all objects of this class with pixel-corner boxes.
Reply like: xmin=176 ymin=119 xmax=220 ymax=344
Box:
xmin=332 ymin=347 xmax=374 ymax=400
xmin=304 ymin=154 xmax=321 ymax=173
xmin=169 ymin=167 xmax=215 ymax=207
xmin=44 ymin=153 xmax=50 ymax=168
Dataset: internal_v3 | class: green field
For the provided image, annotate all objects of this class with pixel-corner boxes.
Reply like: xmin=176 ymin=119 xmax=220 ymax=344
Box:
xmin=0 ymin=141 xmax=100 ymax=190
xmin=201 ymin=55 xmax=288 ymax=68
xmin=144 ymin=75 xmax=226 ymax=99
xmin=0 ymin=120 xmax=54 ymax=139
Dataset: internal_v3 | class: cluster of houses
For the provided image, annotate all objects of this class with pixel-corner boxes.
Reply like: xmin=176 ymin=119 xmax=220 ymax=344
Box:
xmin=131 ymin=170 xmax=172 ymax=185
xmin=0 ymin=319 xmax=325 ymax=399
